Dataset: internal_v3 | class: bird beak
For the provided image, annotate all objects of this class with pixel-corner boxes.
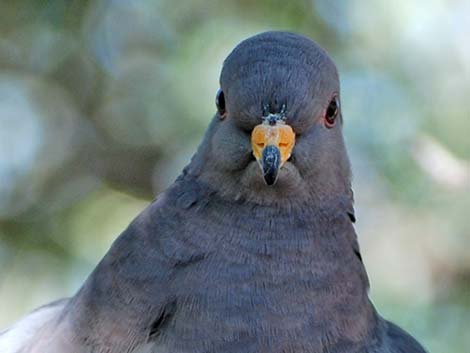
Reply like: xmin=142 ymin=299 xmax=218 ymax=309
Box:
xmin=251 ymin=121 xmax=296 ymax=185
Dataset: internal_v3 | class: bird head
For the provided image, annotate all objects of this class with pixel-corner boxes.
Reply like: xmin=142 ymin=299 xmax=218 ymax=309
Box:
xmin=187 ymin=31 xmax=352 ymax=206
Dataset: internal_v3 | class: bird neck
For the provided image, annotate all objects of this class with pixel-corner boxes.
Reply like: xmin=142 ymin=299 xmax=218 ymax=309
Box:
xmin=166 ymin=175 xmax=377 ymax=344
xmin=172 ymin=175 xmax=361 ymax=277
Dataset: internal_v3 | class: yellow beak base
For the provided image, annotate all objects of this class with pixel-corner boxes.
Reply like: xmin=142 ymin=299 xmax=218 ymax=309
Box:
xmin=251 ymin=123 xmax=296 ymax=165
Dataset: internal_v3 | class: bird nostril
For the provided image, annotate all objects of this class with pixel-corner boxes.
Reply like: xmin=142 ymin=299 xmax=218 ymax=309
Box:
xmin=279 ymin=142 xmax=288 ymax=148
xmin=257 ymin=143 xmax=265 ymax=148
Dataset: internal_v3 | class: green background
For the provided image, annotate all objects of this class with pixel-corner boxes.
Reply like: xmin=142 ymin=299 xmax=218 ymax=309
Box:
xmin=0 ymin=1 xmax=469 ymax=352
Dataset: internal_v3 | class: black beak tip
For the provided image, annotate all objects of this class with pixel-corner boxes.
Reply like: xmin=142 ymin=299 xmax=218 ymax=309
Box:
xmin=263 ymin=173 xmax=278 ymax=186
xmin=261 ymin=145 xmax=281 ymax=186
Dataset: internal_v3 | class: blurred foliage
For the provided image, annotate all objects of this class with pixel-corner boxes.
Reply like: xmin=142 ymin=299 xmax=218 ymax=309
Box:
xmin=0 ymin=1 xmax=469 ymax=352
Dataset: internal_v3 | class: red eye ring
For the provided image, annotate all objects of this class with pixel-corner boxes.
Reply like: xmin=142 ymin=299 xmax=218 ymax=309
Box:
xmin=324 ymin=94 xmax=340 ymax=128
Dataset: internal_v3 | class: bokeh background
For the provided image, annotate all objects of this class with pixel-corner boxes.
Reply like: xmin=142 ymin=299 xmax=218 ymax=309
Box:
xmin=0 ymin=0 xmax=469 ymax=351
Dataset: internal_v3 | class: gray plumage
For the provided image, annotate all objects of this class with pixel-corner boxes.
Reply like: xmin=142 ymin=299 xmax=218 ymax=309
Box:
xmin=0 ymin=31 xmax=427 ymax=353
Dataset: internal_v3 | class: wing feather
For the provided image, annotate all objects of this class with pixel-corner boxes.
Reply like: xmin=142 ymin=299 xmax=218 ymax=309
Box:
xmin=0 ymin=299 xmax=68 ymax=353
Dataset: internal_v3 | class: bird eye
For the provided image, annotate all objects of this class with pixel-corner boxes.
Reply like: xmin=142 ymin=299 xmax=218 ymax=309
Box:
xmin=324 ymin=95 xmax=340 ymax=128
xmin=216 ymin=89 xmax=226 ymax=117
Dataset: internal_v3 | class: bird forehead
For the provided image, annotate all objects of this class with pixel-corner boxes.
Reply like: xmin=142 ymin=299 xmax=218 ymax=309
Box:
xmin=221 ymin=31 xmax=337 ymax=86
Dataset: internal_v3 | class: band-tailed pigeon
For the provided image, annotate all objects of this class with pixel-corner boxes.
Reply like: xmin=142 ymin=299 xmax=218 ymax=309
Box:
xmin=0 ymin=31 xmax=427 ymax=353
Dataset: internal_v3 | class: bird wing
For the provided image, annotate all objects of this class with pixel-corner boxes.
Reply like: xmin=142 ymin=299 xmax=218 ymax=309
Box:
xmin=385 ymin=320 xmax=428 ymax=353
xmin=0 ymin=188 xmax=189 ymax=353
xmin=58 ymin=193 xmax=181 ymax=352
xmin=0 ymin=299 xmax=68 ymax=353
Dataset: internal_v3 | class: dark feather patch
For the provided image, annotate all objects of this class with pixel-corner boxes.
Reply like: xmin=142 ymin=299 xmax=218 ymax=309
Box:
xmin=148 ymin=301 xmax=177 ymax=339
xmin=347 ymin=211 xmax=356 ymax=223
xmin=354 ymin=248 xmax=363 ymax=263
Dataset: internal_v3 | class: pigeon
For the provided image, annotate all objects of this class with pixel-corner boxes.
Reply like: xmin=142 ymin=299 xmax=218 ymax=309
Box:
xmin=0 ymin=31 xmax=427 ymax=353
